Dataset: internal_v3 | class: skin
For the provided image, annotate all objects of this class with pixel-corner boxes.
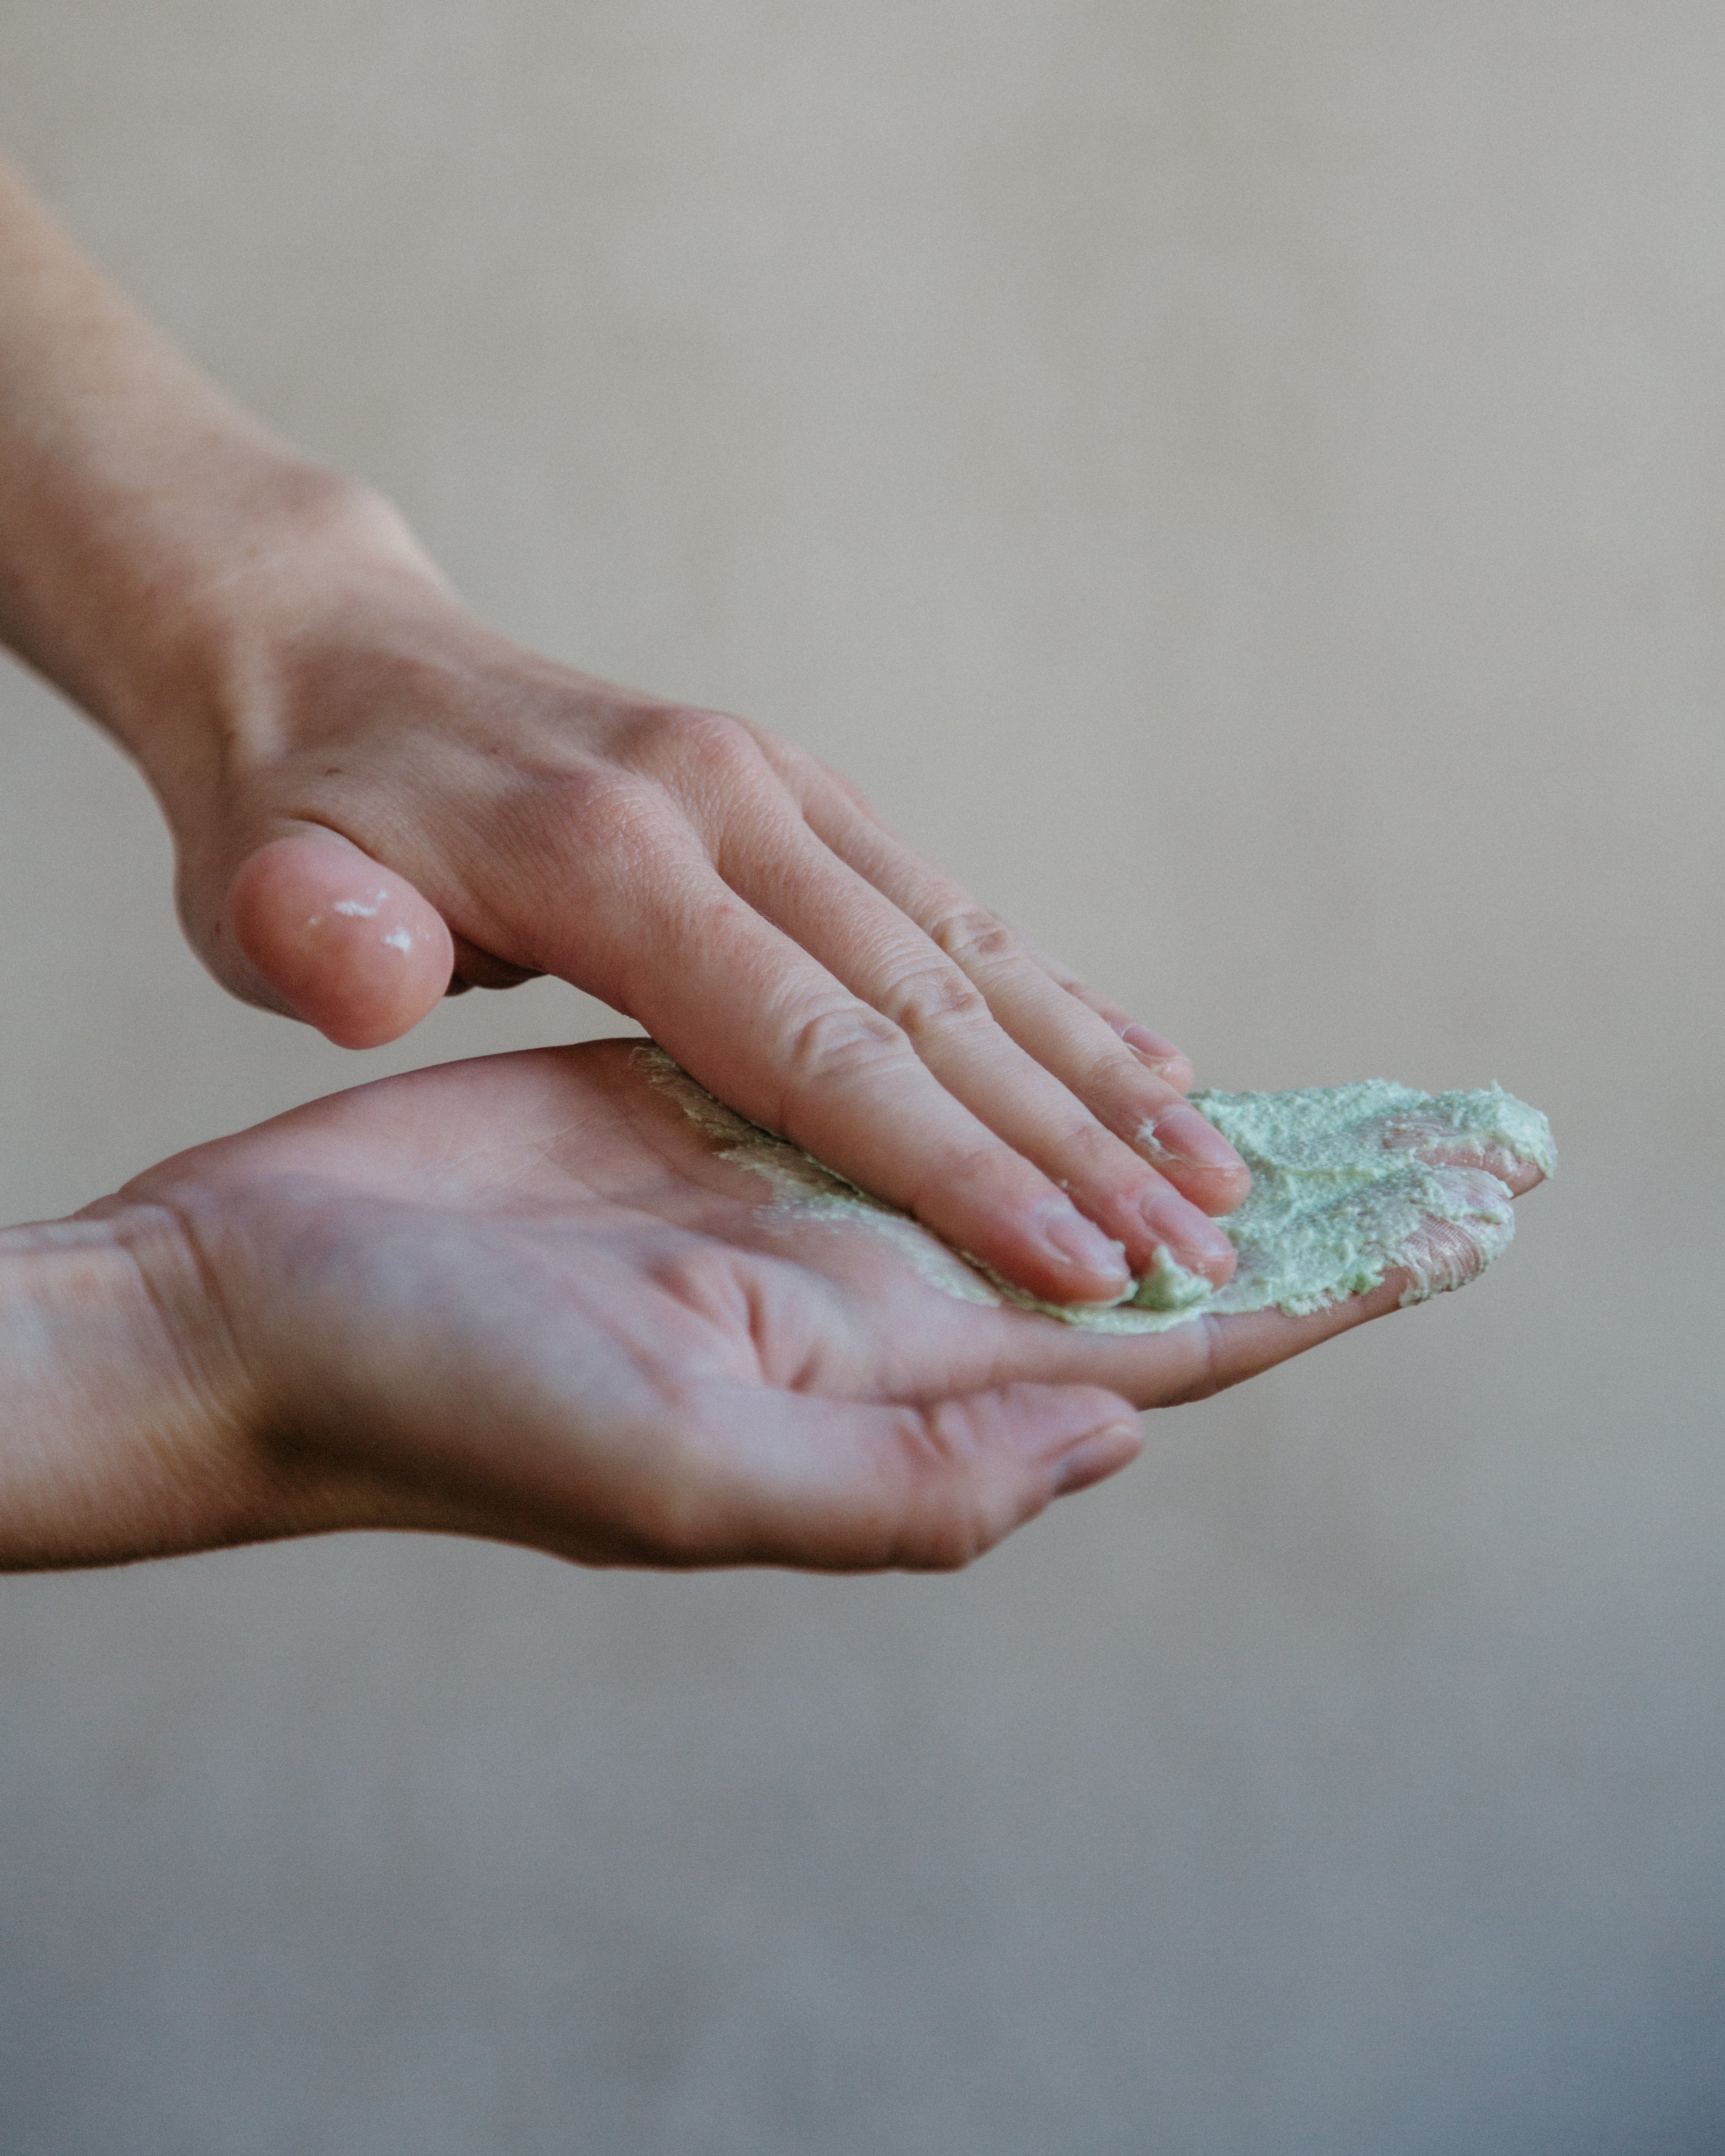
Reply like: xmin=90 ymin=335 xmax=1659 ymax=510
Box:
xmin=0 ymin=155 xmax=1250 ymax=1312
xmin=0 ymin=163 xmax=1544 ymax=1578
xmin=0 ymin=1042 xmax=1544 ymax=1576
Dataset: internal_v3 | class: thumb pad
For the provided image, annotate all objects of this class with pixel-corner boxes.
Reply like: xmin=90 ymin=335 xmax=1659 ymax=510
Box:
xmin=227 ymin=834 xmax=455 ymax=1049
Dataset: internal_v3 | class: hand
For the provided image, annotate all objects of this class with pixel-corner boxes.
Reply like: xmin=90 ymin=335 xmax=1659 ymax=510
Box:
xmin=159 ymin=486 xmax=1250 ymax=1310
xmin=0 ymin=161 xmax=1245 ymax=1308
xmin=0 ymin=1040 xmax=1543 ymax=1574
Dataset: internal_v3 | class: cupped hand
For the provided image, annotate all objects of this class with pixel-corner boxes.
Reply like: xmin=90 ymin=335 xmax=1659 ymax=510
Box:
xmin=52 ymin=1039 xmax=1542 ymax=1575
xmin=161 ymin=491 xmax=1249 ymax=1310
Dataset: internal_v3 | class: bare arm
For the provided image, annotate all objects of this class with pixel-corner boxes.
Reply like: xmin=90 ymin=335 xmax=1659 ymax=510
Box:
xmin=0 ymin=159 xmax=354 ymax=761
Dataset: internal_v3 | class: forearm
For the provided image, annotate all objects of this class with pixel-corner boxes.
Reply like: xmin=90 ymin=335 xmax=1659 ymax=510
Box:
xmin=0 ymin=158 xmax=431 ymax=782
xmin=0 ymin=1210 xmax=256 ymax=1570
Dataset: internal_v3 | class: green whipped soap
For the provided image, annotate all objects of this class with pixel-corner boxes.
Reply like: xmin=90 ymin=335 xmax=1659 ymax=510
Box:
xmin=637 ymin=1049 xmax=1553 ymax=1335
xmin=1096 ymin=1078 xmax=1555 ymax=1334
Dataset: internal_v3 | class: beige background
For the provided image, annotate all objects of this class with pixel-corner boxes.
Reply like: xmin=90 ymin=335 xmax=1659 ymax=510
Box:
xmin=1 ymin=5 xmax=1721 ymax=2151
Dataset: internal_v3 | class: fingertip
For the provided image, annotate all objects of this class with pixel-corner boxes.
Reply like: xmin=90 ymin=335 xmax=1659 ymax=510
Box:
xmin=901 ymin=1384 xmax=1142 ymax=1563
xmin=1201 ymin=1163 xmax=1256 ymax=1215
xmin=1026 ymin=1197 xmax=1136 ymax=1304
xmin=1135 ymin=1185 xmax=1240 ymax=1289
xmin=1136 ymin=1102 xmax=1251 ymax=1206
xmin=228 ymin=834 xmax=456 ymax=1050
xmin=964 ymin=1383 xmax=1141 ymax=1497
xmin=904 ymin=1155 xmax=1135 ymax=1309
xmin=1051 ymin=1419 xmax=1144 ymax=1496
xmin=1016 ymin=1383 xmax=1143 ymax=1497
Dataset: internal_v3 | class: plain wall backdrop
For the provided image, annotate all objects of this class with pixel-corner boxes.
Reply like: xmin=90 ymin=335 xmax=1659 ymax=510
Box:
xmin=1 ymin=5 xmax=1721 ymax=2152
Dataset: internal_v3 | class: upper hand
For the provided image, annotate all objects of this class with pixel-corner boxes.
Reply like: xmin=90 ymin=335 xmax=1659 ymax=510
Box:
xmin=162 ymin=486 xmax=1250 ymax=1308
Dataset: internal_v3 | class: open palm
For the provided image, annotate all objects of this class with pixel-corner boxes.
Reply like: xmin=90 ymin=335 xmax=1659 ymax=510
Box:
xmin=93 ymin=1041 xmax=1541 ymax=1574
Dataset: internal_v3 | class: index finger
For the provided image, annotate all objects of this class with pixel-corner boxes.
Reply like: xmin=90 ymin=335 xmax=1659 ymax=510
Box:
xmin=588 ymin=859 xmax=1141 ymax=1307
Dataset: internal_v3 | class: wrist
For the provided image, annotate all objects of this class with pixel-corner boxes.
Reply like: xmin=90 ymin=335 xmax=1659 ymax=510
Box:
xmin=95 ymin=468 xmax=453 ymax=809
xmin=0 ymin=1204 xmax=255 ymax=1569
xmin=0 ymin=163 xmax=455 ymax=808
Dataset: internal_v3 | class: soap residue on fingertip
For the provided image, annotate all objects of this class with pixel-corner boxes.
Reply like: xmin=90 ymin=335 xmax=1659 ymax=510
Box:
xmin=635 ymin=1048 xmax=1553 ymax=1334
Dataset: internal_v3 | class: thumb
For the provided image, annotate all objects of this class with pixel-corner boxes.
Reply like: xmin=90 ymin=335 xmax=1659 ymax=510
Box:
xmin=226 ymin=831 xmax=456 ymax=1049
xmin=642 ymin=1381 xmax=1143 ymax=1573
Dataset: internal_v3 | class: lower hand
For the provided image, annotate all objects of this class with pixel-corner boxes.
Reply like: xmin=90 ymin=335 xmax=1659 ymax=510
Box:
xmin=0 ymin=1040 xmax=1542 ymax=1573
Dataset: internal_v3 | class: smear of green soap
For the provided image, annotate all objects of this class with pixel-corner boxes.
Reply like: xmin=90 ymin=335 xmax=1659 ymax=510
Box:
xmin=637 ymin=1049 xmax=1553 ymax=1335
xmin=1029 ymin=1078 xmax=1555 ymax=1334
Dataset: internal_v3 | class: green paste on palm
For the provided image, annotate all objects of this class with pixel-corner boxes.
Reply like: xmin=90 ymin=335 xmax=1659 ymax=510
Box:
xmin=639 ymin=1050 xmax=1553 ymax=1334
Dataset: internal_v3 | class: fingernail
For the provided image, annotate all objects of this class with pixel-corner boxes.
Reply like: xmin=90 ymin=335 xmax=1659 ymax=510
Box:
xmin=1054 ymin=1423 xmax=1142 ymax=1496
xmin=1140 ymin=1188 xmax=1236 ymax=1271
xmin=1120 ymin=1024 xmax=1184 ymax=1067
xmin=1036 ymin=1202 xmax=1132 ymax=1286
xmin=1140 ymin=1105 xmax=1245 ymax=1176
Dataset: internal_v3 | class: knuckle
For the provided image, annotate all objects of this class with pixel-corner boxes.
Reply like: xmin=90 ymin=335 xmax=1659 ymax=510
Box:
xmin=882 ymin=961 xmax=990 ymax=1040
xmin=1170 ymin=1315 xmax=1228 ymax=1406
xmin=1061 ymin=978 xmax=1115 ymax=1017
xmin=886 ymin=1405 xmax=1008 ymax=1572
xmin=898 ymin=1486 xmax=999 ymax=1574
xmin=622 ymin=703 xmax=760 ymax=785
xmin=905 ymin=1137 xmax=1008 ymax=1217
xmin=1081 ymin=1038 xmax=1151 ymax=1098
xmin=1060 ymin=1118 xmax=1139 ymax=1179
xmin=529 ymin=763 xmax=659 ymax=856
xmin=822 ymin=763 xmax=880 ymax=816
xmin=1038 ymin=951 xmax=1087 ymax=992
xmin=783 ymin=1002 xmax=913 ymax=1095
xmin=927 ymin=904 xmax=1019 ymax=971
xmin=615 ymin=1488 xmax=708 ymax=1568
xmin=604 ymin=1421 xmax=721 ymax=1567
xmin=747 ymin=728 xmax=822 ymax=788
xmin=906 ymin=1518 xmax=989 ymax=1572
